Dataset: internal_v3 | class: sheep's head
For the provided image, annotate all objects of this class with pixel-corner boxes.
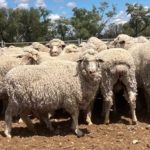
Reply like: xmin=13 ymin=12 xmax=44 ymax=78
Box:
xmin=46 ymin=39 xmax=66 ymax=56
xmin=32 ymin=42 xmax=40 ymax=51
xmin=17 ymin=48 xmax=41 ymax=65
xmin=77 ymin=49 xmax=104 ymax=82
xmin=113 ymin=34 xmax=132 ymax=49
xmin=64 ymin=44 xmax=79 ymax=53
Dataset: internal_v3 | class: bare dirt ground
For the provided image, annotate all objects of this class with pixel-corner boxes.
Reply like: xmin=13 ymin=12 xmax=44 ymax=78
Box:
xmin=0 ymin=111 xmax=150 ymax=150
xmin=0 ymin=95 xmax=150 ymax=150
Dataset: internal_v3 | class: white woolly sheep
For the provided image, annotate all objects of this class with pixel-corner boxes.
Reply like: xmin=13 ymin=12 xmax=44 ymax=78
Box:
xmin=128 ymin=42 xmax=150 ymax=114
xmin=87 ymin=37 xmax=108 ymax=52
xmin=0 ymin=49 xmax=40 ymax=115
xmin=4 ymin=49 xmax=102 ymax=138
xmin=109 ymin=34 xmax=149 ymax=50
xmin=63 ymin=44 xmax=79 ymax=53
xmin=46 ymin=39 xmax=66 ymax=56
xmin=32 ymin=42 xmax=49 ymax=52
xmin=96 ymin=48 xmax=137 ymax=124
xmin=2 ymin=46 xmax=24 ymax=57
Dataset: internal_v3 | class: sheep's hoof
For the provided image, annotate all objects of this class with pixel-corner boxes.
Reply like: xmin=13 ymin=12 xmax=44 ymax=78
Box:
xmin=132 ymin=120 xmax=137 ymax=125
xmin=18 ymin=118 xmax=24 ymax=123
xmin=4 ymin=131 xmax=12 ymax=138
xmin=86 ymin=119 xmax=93 ymax=125
xmin=104 ymin=120 xmax=110 ymax=125
xmin=75 ymin=129 xmax=84 ymax=137
xmin=87 ymin=122 xmax=93 ymax=126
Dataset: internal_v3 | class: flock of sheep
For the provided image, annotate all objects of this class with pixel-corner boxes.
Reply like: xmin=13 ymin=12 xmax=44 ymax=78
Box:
xmin=0 ymin=34 xmax=150 ymax=138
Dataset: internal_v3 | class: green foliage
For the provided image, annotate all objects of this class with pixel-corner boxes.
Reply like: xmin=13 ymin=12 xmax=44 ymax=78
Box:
xmin=0 ymin=7 xmax=50 ymax=42
xmin=126 ymin=3 xmax=150 ymax=36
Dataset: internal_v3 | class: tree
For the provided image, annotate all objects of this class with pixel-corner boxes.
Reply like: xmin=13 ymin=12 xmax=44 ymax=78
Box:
xmin=0 ymin=8 xmax=8 ymax=42
xmin=71 ymin=6 xmax=101 ymax=40
xmin=98 ymin=1 xmax=116 ymax=36
xmin=126 ymin=3 xmax=150 ymax=36
xmin=0 ymin=7 xmax=51 ymax=42
xmin=70 ymin=2 xmax=116 ymax=40
xmin=55 ymin=17 xmax=69 ymax=40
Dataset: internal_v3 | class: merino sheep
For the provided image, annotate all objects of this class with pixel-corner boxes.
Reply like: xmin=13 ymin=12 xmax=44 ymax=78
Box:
xmin=46 ymin=39 xmax=65 ymax=56
xmin=87 ymin=37 xmax=108 ymax=52
xmin=63 ymin=44 xmax=79 ymax=53
xmin=128 ymin=42 xmax=150 ymax=114
xmin=109 ymin=34 xmax=149 ymax=50
xmin=96 ymin=48 xmax=137 ymax=124
xmin=2 ymin=46 xmax=24 ymax=57
xmin=4 ymin=49 xmax=103 ymax=138
xmin=0 ymin=49 xmax=40 ymax=115
xmin=32 ymin=42 xmax=49 ymax=52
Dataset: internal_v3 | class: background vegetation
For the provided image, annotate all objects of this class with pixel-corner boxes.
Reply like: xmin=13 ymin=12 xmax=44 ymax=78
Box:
xmin=0 ymin=2 xmax=150 ymax=42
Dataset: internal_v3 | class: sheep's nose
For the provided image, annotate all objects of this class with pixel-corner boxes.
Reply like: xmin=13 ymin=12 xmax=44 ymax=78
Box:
xmin=89 ymin=70 xmax=96 ymax=75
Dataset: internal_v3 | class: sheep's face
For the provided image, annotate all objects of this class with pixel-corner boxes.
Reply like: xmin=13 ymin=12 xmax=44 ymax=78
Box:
xmin=115 ymin=39 xmax=126 ymax=48
xmin=17 ymin=52 xmax=40 ymax=65
xmin=78 ymin=54 xmax=103 ymax=81
xmin=48 ymin=44 xmax=65 ymax=56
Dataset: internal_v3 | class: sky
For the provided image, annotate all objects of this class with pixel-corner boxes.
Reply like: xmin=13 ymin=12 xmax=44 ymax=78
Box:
xmin=0 ymin=0 xmax=150 ymax=24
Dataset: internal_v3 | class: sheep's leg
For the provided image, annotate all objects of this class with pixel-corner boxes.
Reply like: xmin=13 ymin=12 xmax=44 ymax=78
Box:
xmin=20 ymin=114 xmax=36 ymax=133
xmin=2 ymin=99 xmax=8 ymax=115
xmin=41 ymin=115 xmax=54 ymax=132
xmin=4 ymin=105 xmax=12 ymax=138
xmin=104 ymin=95 xmax=113 ymax=124
xmin=112 ymin=94 xmax=117 ymax=114
xmin=127 ymin=91 xmax=137 ymax=124
xmin=144 ymin=89 xmax=150 ymax=115
xmin=101 ymin=101 xmax=106 ymax=117
xmin=85 ymin=101 xmax=94 ymax=125
xmin=86 ymin=111 xmax=92 ymax=125
xmin=71 ymin=111 xmax=84 ymax=137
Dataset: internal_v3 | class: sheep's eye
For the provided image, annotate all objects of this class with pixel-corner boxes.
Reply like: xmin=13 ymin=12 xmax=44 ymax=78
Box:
xmin=119 ymin=41 xmax=125 ymax=44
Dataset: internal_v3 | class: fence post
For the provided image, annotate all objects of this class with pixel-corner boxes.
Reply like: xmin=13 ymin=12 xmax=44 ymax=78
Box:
xmin=3 ymin=41 xmax=5 ymax=47
xmin=77 ymin=38 xmax=80 ymax=45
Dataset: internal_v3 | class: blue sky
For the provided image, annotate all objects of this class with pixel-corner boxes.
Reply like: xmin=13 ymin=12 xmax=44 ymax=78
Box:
xmin=0 ymin=0 xmax=150 ymax=24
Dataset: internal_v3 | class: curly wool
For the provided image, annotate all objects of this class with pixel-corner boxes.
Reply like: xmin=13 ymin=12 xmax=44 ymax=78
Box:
xmin=87 ymin=37 xmax=108 ymax=52
xmin=4 ymin=51 xmax=101 ymax=137
xmin=128 ymin=42 xmax=150 ymax=113
xmin=97 ymin=48 xmax=137 ymax=92
xmin=32 ymin=42 xmax=49 ymax=52
xmin=5 ymin=62 xmax=100 ymax=113
xmin=109 ymin=34 xmax=149 ymax=50
xmin=0 ymin=50 xmax=41 ymax=114
xmin=96 ymin=48 xmax=137 ymax=123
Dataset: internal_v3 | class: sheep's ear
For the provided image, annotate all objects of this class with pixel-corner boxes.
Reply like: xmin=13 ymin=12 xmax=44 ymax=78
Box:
xmin=45 ymin=43 xmax=50 ymax=48
xmin=16 ymin=55 xmax=24 ymax=58
xmin=76 ymin=57 xmax=83 ymax=63
xmin=62 ymin=44 xmax=66 ymax=49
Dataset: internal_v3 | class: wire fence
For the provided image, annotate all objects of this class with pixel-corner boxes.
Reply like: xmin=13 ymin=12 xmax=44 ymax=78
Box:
xmin=0 ymin=37 xmax=150 ymax=47
xmin=0 ymin=38 xmax=113 ymax=47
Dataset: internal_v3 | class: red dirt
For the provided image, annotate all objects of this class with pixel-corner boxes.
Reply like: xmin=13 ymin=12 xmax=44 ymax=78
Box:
xmin=0 ymin=112 xmax=150 ymax=150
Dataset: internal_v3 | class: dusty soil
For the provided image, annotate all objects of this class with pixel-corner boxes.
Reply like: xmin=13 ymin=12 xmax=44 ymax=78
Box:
xmin=0 ymin=92 xmax=150 ymax=150
xmin=0 ymin=110 xmax=150 ymax=150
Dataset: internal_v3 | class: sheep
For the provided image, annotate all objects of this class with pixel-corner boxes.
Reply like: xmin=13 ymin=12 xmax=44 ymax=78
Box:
xmin=63 ymin=44 xmax=79 ymax=53
xmin=135 ymin=36 xmax=149 ymax=43
xmin=0 ymin=49 xmax=40 ymax=115
xmin=108 ymin=34 xmax=149 ymax=50
xmin=96 ymin=48 xmax=137 ymax=124
xmin=4 ymin=49 xmax=103 ymax=138
xmin=46 ymin=39 xmax=66 ymax=56
xmin=2 ymin=46 xmax=24 ymax=57
xmin=87 ymin=37 xmax=108 ymax=52
xmin=128 ymin=42 xmax=150 ymax=114
xmin=32 ymin=42 xmax=49 ymax=52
